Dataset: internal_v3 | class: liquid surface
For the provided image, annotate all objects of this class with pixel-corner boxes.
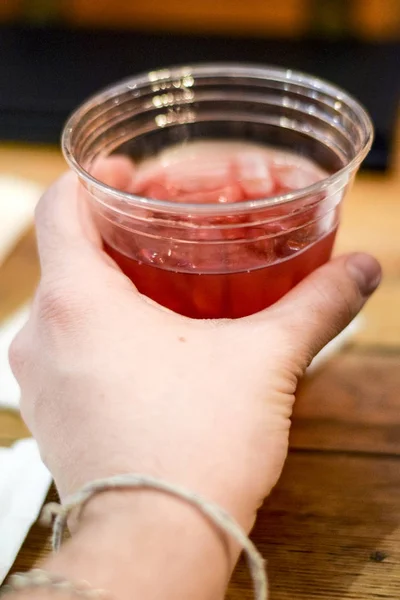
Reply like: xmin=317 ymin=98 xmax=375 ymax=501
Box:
xmin=101 ymin=141 xmax=337 ymax=318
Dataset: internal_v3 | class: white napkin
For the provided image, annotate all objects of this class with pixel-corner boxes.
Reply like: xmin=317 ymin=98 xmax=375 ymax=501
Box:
xmin=0 ymin=306 xmax=30 ymax=410
xmin=0 ymin=438 xmax=51 ymax=584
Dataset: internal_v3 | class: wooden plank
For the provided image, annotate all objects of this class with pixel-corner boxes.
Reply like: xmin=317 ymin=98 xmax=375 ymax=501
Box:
xmin=292 ymin=351 xmax=400 ymax=454
xmin=228 ymin=452 xmax=400 ymax=599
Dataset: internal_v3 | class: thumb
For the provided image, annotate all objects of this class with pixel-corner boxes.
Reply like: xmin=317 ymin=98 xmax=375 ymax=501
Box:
xmin=268 ymin=253 xmax=381 ymax=364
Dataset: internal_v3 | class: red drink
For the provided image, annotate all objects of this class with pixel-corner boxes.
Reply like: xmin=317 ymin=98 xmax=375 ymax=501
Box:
xmin=100 ymin=141 xmax=338 ymax=318
xmin=105 ymin=229 xmax=336 ymax=318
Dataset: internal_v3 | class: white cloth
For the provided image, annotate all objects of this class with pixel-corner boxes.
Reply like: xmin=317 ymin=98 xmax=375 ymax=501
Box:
xmin=0 ymin=438 xmax=51 ymax=584
xmin=0 ymin=306 xmax=30 ymax=410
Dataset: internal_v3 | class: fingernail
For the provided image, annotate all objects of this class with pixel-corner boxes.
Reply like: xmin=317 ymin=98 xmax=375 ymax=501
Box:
xmin=346 ymin=253 xmax=382 ymax=296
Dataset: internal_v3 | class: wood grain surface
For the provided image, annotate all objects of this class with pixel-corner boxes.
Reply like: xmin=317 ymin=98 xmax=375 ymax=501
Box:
xmin=1 ymin=135 xmax=399 ymax=598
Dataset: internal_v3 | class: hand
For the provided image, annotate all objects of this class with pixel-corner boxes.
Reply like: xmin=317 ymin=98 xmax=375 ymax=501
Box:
xmin=11 ymin=167 xmax=381 ymax=519
xmin=9 ymin=168 xmax=380 ymax=599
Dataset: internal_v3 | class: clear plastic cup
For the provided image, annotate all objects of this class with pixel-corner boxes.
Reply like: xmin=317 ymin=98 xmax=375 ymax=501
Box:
xmin=62 ymin=64 xmax=373 ymax=319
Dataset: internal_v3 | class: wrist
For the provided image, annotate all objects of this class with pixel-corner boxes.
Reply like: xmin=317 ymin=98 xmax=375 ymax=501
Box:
xmin=43 ymin=488 xmax=241 ymax=600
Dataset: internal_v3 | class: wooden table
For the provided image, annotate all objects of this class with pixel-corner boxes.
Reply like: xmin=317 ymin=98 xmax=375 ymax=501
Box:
xmin=1 ymin=139 xmax=400 ymax=598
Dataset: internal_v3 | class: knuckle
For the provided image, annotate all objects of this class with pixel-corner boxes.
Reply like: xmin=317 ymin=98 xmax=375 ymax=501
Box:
xmin=37 ymin=280 xmax=89 ymax=332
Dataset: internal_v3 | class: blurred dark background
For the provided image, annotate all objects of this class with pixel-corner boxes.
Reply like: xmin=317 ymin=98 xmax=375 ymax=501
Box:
xmin=0 ymin=0 xmax=399 ymax=171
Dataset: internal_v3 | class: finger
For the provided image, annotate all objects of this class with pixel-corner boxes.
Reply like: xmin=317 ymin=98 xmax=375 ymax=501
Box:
xmin=35 ymin=171 xmax=102 ymax=274
xmin=35 ymin=158 xmax=135 ymax=279
xmin=265 ymin=253 xmax=381 ymax=362
xmin=35 ymin=168 xmax=142 ymax=328
xmin=90 ymin=155 xmax=135 ymax=190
